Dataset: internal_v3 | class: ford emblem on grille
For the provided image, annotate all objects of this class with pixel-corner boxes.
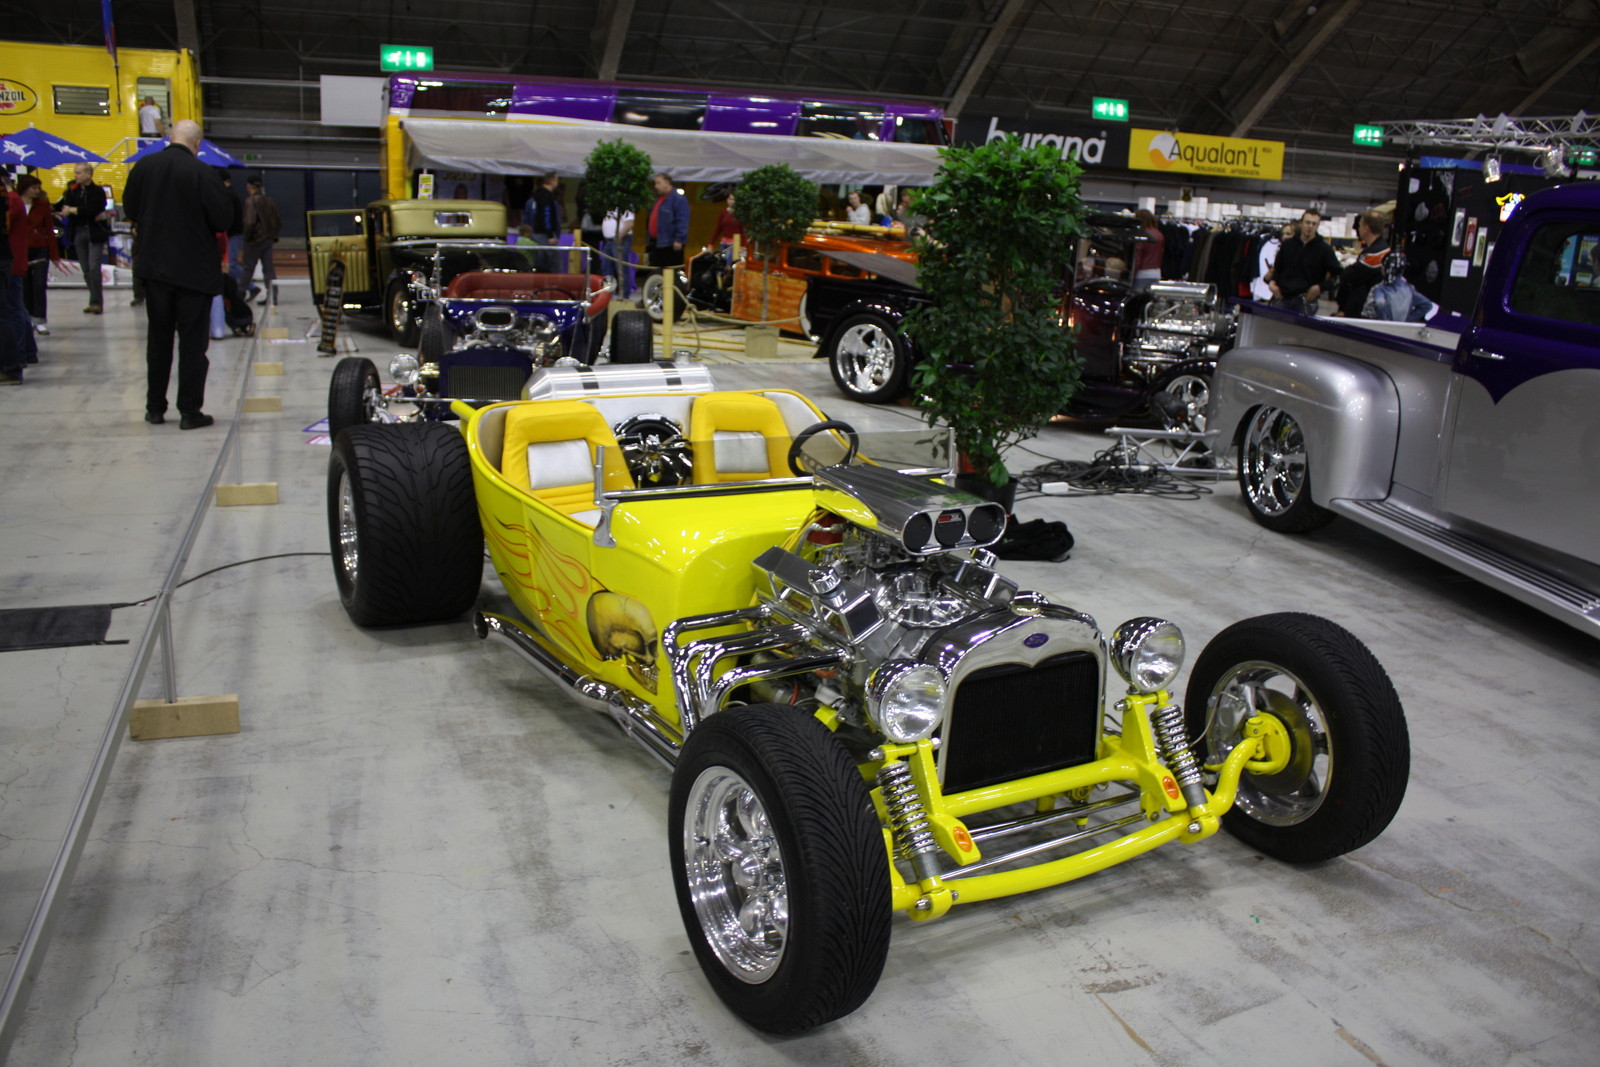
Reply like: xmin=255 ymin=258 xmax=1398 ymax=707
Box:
xmin=1023 ymin=633 xmax=1049 ymax=648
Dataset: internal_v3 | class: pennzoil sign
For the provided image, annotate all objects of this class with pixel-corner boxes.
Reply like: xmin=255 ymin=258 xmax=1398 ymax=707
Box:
xmin=0 ymin=79 xmax=38 ymax=116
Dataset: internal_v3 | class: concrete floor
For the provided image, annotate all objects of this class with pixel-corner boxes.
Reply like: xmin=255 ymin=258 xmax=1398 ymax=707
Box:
xmin=2 ymin=283 xmax=1597 ymax=1066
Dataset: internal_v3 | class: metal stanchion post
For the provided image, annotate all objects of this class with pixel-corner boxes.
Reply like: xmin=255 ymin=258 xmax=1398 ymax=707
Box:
xmin=662 ymin=263 xmax=674 ymax=360
xmin=159 ymin=601 xmax=178 ymax=704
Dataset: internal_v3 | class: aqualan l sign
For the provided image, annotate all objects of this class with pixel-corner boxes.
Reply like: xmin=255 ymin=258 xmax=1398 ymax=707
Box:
xmin=0 ymin=79 xmax=38 ymax=116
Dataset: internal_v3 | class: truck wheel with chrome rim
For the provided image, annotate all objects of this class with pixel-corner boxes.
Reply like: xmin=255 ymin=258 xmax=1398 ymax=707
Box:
xmin=386 ymin=280 xmax=420 ymax=346
xmin=825 ymin=311 xmax=910 ymax=404
xmin=669 ymin=703 xmax=890 ymax=1033
xmin=326 ymin=423 xmax=482 ymax=627
xmin=1238 ymin=405 xmax=1334 ymax=532
xmin=1184 ymin=613 xmax=1409 ymax=863
xmin=328 ymin=357 xmax=383 ymax=437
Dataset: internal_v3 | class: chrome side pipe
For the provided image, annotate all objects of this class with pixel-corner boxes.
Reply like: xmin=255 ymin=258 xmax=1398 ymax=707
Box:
xmin=475 ymin=611 xmax=683 ymax=768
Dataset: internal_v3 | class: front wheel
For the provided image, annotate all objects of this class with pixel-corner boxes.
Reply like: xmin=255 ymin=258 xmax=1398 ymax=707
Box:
xmin=328 ymin=357 xmax=382 ymax=437
xmin=417 ymin=303 xmax=447 ymax=363
xmin=327 ymin=424 xmax=483 ymax=627
xmin=669 ymin=704 xmax=890 ymax=1034
xmin=1184 ymin=613 xmax=1410 ymax=863
xmin=386 ymin=281 xmax=420 ymax=346
xmin=1238 ymin=405 xmax=1334 ymax=532
xmin=825 ymin=311 xmax=910 ymax=404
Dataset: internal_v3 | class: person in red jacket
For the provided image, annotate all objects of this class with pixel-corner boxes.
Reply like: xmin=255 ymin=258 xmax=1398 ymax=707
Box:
xmin=10 ymin=174 xmax=61 ymax=335
xmin=1 ymin=174 xmax=38 ymax=382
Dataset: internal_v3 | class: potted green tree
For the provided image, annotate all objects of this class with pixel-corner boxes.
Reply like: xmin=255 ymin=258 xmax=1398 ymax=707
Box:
xmin=582 ymin=138 xmax=655 ymax=283
xmin=903 ymin=139 xmax=1087 ymax=505
xmin=732 ymin=162 xmax=818 ymax=323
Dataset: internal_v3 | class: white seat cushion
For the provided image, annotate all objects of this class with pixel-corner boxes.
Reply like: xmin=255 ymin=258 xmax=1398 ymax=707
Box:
xmin=525 ymin=439 xmax=595 ymax=489
xmin=712 ymin=430 xmax=770 ymax=475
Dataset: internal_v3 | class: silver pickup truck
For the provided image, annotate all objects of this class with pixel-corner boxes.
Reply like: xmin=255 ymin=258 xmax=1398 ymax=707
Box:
xmin=1209 ymin=183 xmax=1600 ymax=639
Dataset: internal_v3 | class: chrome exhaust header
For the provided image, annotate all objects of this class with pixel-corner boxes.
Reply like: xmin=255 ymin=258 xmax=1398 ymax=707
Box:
xmin=475 ymin=611 xmax=683 ymax=768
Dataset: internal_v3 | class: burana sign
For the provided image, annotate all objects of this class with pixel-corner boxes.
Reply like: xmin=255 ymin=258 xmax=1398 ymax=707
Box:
xmin=1129 ymin=129 xmax=1283 ymax=181
xmin=0 ymin=79 xmax=38 ymax=116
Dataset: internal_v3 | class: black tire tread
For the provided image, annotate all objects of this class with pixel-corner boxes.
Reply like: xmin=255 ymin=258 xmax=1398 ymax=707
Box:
xmin=1185 ymin=612 xmax=1409 ymax=863
xmin=610 ymin=309 xmax=653 ymax=364
xmin=328 ymin=423 xmax=482 ymax=627
xmin=669 ymin=704 xmax=890 ymax=1033
xmin=328 ymin=357 xmax=379 ymax=438
xmin=417 ymin=303 xmax=447 ymax=363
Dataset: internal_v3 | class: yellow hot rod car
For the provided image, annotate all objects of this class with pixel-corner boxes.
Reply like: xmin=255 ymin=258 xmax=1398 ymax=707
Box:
xmin=325 ymin=365 xmax=1410 ymax=1033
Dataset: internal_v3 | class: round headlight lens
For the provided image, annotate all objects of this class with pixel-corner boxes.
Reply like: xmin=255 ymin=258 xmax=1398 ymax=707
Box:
xmin=1110 ymin=617 xmax=1185 ymax=694
xmin=868 ymin=662 xmax=947 ymax=743
xmin=389 ymin=354 xmax=420 ymax=386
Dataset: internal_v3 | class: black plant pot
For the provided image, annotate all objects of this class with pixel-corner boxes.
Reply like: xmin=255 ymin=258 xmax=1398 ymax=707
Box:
xmin=955 ymin=472 xmax=1017 ymax=513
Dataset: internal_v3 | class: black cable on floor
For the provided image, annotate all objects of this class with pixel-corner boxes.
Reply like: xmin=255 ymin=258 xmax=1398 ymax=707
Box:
xmin=107 ymin=552 xmax=332 ymax=610
xmin=1012 ymin=448 xmax=1215 ymax=500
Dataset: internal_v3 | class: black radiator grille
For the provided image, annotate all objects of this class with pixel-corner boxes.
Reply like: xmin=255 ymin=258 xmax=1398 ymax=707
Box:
xmin=443 ymin=364 xmax=527 ymax=401
xmin=941 ymin=651 xmax=1102 ymax=794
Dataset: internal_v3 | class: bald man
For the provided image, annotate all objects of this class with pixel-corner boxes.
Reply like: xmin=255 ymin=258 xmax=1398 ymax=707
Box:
xmin=122 ymin=119 xmax=237 ymax=428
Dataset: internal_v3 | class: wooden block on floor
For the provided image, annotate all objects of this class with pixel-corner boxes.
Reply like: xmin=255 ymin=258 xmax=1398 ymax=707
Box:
xmin=130 ymin=694 xmax=241 ymax=740
xmin=259 ymin=326 xmax=290 ymax=340
xmin=215 ymin=482 xmax=279 ymax=506
xmin=242 ymin=396 xmax=282 ymax=412
xmin=254 ymin=362 xmax=284 ymax=376
xmin=744 ymin=325 xmax=780 ymax=359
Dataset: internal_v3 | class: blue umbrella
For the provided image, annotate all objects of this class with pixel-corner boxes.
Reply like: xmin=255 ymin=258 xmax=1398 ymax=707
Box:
xmin=0 ymin=126 xmax=109 ymax=168
xmin=125 ymin=137 xmax=243 ymax=168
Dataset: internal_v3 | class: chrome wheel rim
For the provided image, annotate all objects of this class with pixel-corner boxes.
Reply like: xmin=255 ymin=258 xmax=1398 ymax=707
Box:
xmin=337 ymin=471 xmax=360 ymax=583
xmin=684 ymin=766 xmax=788 ymax=984
xmin=389 ymin=289 xmax=409 ymax=334
xmin=1163 ymin=373 xmax=1210 ymax=433
xmin=1204 ymin=660 xmax=1331 ymax=825
xmin=1242 ymin=406 xmax=1307 ymax=516
xmin=835 ymin=322 xmax=896 ymax=394
xmin=643 ymin=274 xmax=663 ymax=317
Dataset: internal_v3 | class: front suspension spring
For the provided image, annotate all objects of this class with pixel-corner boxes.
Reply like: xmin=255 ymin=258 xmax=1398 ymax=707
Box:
xmin=878 ymin=761 xmax=942 ymax=881
xmin=1151 ymin=702 xmax=1209 ymax=809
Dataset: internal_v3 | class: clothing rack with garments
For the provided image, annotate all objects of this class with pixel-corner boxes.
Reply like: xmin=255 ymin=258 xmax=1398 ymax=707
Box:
xmin=1157 ymin=215 xmax=1288 ymax=299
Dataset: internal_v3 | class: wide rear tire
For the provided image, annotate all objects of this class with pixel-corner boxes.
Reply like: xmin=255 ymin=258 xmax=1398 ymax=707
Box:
xmin=669 ymin=704 xmax=890 ymax=1033
xmin=327 ymin=424 xmax=482 ymax=627
xmin=610 ymin=309 xmax=653 ymax=364
xmin=1185 ymin=613 xmax=1409 ymax=863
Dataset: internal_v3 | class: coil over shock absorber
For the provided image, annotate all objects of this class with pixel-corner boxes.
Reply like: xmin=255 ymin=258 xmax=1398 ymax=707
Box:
xmin=1151 ymin=702 xmax=1209 ymax=809
xmin=877 ymin=761 xmax=943 ymax=882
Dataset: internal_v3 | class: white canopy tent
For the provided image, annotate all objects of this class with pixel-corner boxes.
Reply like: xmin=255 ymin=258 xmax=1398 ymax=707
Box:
xmin=401 ymin=117 xmax=947 ymax=185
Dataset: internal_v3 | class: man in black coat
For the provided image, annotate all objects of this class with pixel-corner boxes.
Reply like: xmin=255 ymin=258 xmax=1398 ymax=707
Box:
xmin=1268 ymin=209 xmax=1343 ymax=315
xmin=122 ymin=119 xmax=237 ymax=428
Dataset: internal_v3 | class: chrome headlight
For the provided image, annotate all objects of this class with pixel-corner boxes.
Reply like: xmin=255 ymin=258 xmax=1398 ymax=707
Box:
xmin=1110 ymin=617 xmax=1184 ymax=694
xmin=867 ymin=662 xmax=947 ymax=743
xmin=389 ymin=354 xmax=420 ymax=386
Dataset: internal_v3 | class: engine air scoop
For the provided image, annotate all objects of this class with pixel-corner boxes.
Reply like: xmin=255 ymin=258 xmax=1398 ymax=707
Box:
xmin=813 ymin=463 xmax=1008 ymax=556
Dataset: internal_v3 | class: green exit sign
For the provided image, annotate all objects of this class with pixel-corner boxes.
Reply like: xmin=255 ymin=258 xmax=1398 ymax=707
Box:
xmin=380 ymin=45 xmax=434 ymax=71
xmin=1091 ymin=97 xmax=1130 ymax=122
xmin=1570 ymin=146 xmax=1598 ymax=167
xmin=1352 ymin=124 xmax=1385 ymax=147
